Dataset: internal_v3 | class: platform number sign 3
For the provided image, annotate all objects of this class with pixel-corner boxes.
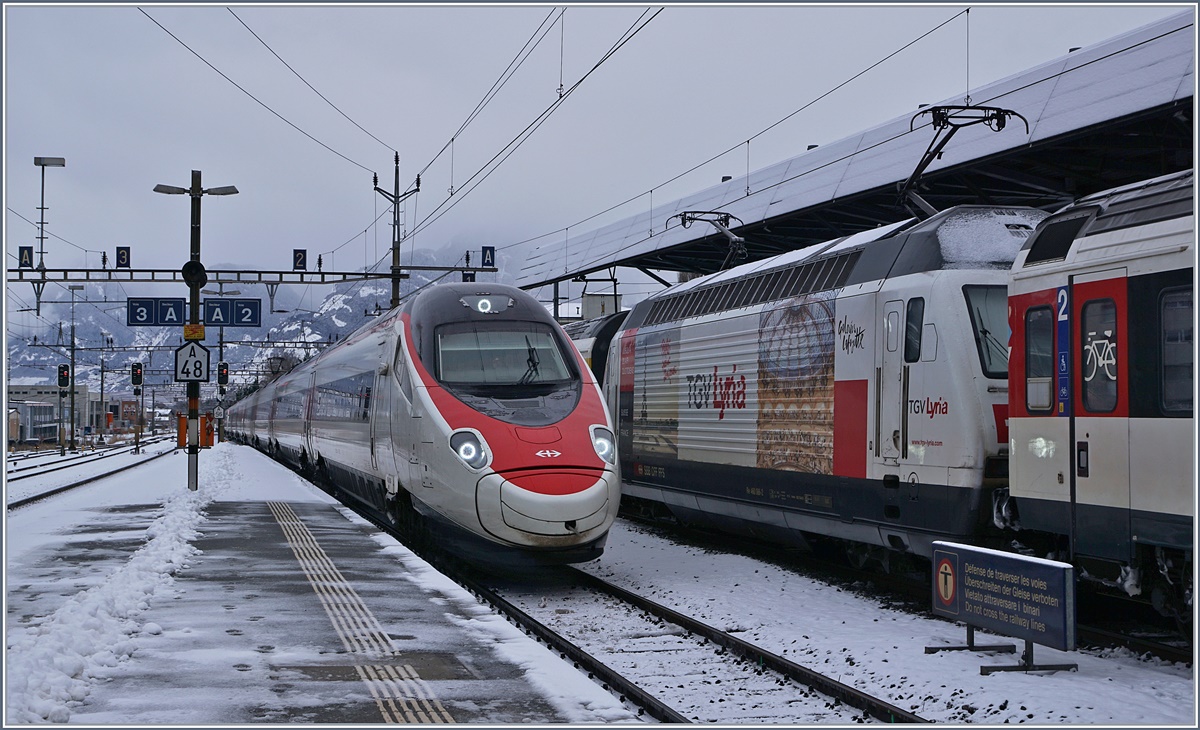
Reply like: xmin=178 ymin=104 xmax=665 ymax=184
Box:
xmin=174 ymin=342 xmax=211 ymax=382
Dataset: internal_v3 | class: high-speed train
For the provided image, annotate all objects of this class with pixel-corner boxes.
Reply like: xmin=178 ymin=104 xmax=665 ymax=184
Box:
xmin=1005 ymin=169 xmax=1193 ymax=621
xmin=225 ymin=283 xmax=620 ymax=565
xmin=583 ymin=205 xmax=1051 ymax=568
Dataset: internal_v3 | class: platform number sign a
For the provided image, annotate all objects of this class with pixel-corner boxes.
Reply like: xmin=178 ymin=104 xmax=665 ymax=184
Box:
xmin=175 ymin=342 xmax=211 ymax=382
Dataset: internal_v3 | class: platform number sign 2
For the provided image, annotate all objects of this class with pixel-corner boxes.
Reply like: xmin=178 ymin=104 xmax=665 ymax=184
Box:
xmin=293 ymin=249 xmax=307 ymax=271
xmin=174 ymin=342 xmax=211 ymax=382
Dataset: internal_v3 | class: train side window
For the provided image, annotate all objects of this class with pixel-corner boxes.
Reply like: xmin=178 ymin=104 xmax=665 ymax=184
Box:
xmin=904 ymin=298 xmax=925 ymax=363
xmin=394 ymin=339 xmax=414 ymax=402
xmin=1025 ymin=306 xmax=1054 ymax=411
xmin=886 ymin=310 xmax=900 ymax=352
xmin=1081 ymin=299 xmax=1118 ymax=412
xmin=921 ymin=323 xmax=938 ymax=362
xmin=1160 ymin=288 xmax=1193 ymax=413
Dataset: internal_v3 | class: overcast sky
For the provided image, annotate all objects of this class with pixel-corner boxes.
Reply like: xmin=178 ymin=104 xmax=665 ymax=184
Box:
xmin=4 ymin=3 xmax=1188 ymax=326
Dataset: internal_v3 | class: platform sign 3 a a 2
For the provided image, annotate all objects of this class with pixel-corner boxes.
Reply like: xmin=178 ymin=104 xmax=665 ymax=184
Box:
xmin=175 ymin=342 xmax=211 ymax=382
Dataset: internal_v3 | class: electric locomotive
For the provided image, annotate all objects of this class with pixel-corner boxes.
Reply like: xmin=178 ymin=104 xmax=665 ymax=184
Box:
xmin=582 ymin=205 xmax=1049 ymax=567
xmin=225 ymin=282 xmax=621 ymax=565
xmin=1005 ymin=170 xmax=1194 ymax=622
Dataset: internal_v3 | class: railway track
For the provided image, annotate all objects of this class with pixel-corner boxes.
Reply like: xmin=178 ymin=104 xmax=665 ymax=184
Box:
xmin=498 ymin=566 xmax=928 ymax=723
xmin=6 ymin=441 xmax=178 ymax=511
xmin=348 ymin=502 xmax=927 ymax=723
xmin=6 ymin=436 xmax=175 ymax=482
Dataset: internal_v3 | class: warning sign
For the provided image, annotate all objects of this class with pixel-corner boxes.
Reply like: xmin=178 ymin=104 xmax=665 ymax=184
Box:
xmin=932 ymin=541 xmax=1075 ymax=652
xmin=936 ymin=556 xmax=957 ymax=608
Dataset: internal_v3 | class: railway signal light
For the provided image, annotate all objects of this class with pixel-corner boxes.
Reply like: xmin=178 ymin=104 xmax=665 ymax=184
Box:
xmin=57 ymin=363 xmax=71 ymax=388
xmin=217 ymin=361 xmax=229 ymax=386
xmin=131 ymin=362 xmax=143 ymax=386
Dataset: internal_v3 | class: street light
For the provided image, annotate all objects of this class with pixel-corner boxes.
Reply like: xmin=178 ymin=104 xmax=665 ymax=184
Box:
xmin=155 ymin=170 xmax=238 ymax=491
xmin=68 ymin=284 xmax=83 ymax=451
xmin=33 ymin=156 xmax=66 ymax=316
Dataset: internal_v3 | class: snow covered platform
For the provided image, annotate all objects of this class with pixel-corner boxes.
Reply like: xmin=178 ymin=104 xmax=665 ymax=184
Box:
xmin=5 ymin=443 xmax=637 ymax=724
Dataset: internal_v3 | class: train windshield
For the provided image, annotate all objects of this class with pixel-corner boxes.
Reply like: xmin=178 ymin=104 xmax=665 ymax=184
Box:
xmin=963 ymin=285 xmax=1009 ymax=379
xmin=435 ymin=322 xmax=574 ymax=387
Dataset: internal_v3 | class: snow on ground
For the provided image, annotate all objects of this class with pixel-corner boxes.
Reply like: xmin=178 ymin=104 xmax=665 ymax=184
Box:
xmin=4 ymin=443 xmax=1195 ymax=725
xmin=578 ymin=527 xmax=1195 ymax=724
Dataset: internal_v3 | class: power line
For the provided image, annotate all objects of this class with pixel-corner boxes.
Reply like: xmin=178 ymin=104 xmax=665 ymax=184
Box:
xmin=417 ymin=6 xmax=562 ymax=179
xmin=405 ymin=8 xmax=663 ymax=244
xmin=139 ymin=8 xmax=375 ymax=174
xmin=227 ymin=7 xmax=398 ymax=154
xmin=500 ymin=8 xmax=968 ymax=255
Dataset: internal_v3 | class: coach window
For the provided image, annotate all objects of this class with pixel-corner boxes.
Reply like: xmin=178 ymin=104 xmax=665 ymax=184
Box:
xmin=904 ymin=298 xmax=924 ymax=363
xmin=1081 ymin=299 xmax=1117 ymax=412
xmin=1160 ymin=288 xmax=1193 ymax=413
xmin=1025 ymin=306 xmax=1054 ymax=411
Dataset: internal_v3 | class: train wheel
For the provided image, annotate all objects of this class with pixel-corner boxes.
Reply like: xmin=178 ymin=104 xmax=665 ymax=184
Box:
xmin=846 ymin=543 xmax=872 ymax=570
xmin=389 ymin=492 xmax=430 ymax=553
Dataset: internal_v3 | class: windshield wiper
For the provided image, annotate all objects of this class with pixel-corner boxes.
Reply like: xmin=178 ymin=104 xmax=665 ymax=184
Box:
xmin=976 ymin=306 xmax=1009 ymax=366
xmin=518 ymin=336 xmax=540 ymax=385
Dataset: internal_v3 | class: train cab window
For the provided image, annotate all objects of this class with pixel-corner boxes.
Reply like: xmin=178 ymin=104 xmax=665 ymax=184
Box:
xmin=1081 ymin=299 xmax=1118 ymax=412
xmin=436 ymin=322 xmax=573 ymax=387
xmin=904 ymin=298 xmax=925 ymax=363
xmin=963 ymin=285 xmax=1009 ymax=379
xmin=1160 ymin=288 xmax=1193 ymax=414
xmin=1024 ymin=306 xmax=1055 ymax=411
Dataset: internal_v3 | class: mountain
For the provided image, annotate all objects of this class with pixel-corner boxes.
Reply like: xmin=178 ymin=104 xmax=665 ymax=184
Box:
xmin=6 ymin=248 xmax=513 ymax=410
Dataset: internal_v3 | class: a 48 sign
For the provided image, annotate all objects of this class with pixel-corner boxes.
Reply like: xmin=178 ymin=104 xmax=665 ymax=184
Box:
xmin=174 ymin=342 xmax=211 ymax=382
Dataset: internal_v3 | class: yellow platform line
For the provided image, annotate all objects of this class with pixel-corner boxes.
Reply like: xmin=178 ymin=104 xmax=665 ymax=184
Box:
xmin=268 ymin=501 xmax=456 ymax=723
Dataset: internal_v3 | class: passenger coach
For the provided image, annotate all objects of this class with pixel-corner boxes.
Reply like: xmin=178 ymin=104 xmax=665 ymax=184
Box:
xmin=1006 ymin=170 xmax=1193 ymax=622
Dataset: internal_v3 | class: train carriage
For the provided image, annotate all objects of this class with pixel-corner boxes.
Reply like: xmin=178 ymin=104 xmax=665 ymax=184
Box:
xmin=600 ymin=205 xmax=1049 ymax=564
xmin=1006 ymin=170 xmax=1194 ymax=621
xmin=226 ymin=283 xmax=620 ymax=566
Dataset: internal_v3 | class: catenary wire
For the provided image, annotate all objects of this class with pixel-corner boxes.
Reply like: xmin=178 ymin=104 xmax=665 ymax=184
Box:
xmin=227 ymin=7 xmax=398 ymax=154
xmin=139 ymin=7 xmax=375 ymax=174
xmin=498 ymin=8 xmax=967 ymax=254
xmin=404 ymin=8 xmax=662 ymax=244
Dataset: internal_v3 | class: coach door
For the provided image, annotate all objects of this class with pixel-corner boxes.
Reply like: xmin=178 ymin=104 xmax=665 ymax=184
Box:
xmin=369 ymin=337 xmax=389 ymax=472
xmin=1069 ymin=270 xmax=1130 ymax=562
xmin=876 ymin=299 xmax=906 ymax=464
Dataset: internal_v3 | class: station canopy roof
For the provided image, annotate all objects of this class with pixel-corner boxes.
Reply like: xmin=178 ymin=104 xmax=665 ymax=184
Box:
xmin=516 ymin=10 xmax=1193 ymax=291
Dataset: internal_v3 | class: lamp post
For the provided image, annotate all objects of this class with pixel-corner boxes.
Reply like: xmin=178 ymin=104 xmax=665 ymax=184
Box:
xmin=154 ymin=170 xmax=238 ymax=491
xmin=68 ymin=284 xmax=83 ymax=450
xmin=32 ymin=157 xmax=65 ymax=317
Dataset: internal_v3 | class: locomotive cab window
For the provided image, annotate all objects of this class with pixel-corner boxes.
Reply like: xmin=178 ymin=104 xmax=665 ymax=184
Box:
xmin=436 ymin=321 xmax=574 ymax=387
xmin=1161 ymin=288 xmax=1193 ymax=414
xmin=1025 ymin=306 xmax=1055 ymax=411
xmin=963 ymin=285 xmax=1009 ymax=379
xmin=1081 ymin=299 xmax=1118 ymax=412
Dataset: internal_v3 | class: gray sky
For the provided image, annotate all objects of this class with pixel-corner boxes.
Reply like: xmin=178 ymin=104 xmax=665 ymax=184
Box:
xmin=4 ymin=3 xmax=1187 ymax=320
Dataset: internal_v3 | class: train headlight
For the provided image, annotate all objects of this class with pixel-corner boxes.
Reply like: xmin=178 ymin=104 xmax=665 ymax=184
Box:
xmin=591 ymin=426 xmax=616 ymax=465
xmin=450 ymin=431 xmax=489 ymax=470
